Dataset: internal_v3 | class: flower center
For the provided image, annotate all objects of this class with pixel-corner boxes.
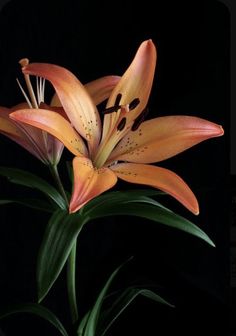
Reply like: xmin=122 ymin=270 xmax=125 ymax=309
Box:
xmin=93 ymin=96 xmax=141 ymax=168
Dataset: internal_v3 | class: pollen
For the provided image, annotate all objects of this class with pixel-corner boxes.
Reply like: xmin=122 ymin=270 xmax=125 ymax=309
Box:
xmin=115 ymin=93 xmax=122 ymax=106
xmin=129 ymin=98 xmax=140 ymax=110
xmin=117 ymin=117 xmax=126 ymax=131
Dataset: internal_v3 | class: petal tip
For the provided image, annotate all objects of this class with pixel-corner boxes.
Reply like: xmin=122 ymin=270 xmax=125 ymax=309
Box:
xmin=143 ymin=39 xmax=156 ymax=50
xmin=190 ymin=200 xmax=199 ymax=215
xmin=194 ymin=208 xmax=200 ymax=216
xmin=219 ymin=125 xmax=224 ymax=136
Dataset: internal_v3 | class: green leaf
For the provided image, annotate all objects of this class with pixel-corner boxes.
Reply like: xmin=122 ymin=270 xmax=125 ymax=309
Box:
xmin=0 ymin=167 xmax=66 ymax=210
xmin=0 ymin=198 xmax=54 ymax=212
xmin=37 ymin=209 xmax=84 ymax=302
xmin=0 ymin=303 xmax=69 ymax=336
xmin=82 ymin=196 xmax=214 ymax=247
xmin=77 ymin=259 xmax=173 ymax=336
xmin=99 ymin=287 xmax=174 ymax=336
xmin=77 ymin=259 xmax=130 ymax=336
xmin=82 ymin=189 xmax=165 ymax=216
xmin=77 ymin=311 xmax=90 ymax=336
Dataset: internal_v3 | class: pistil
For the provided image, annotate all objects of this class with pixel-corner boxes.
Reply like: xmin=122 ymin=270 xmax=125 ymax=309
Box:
xmin=19 ymin=58 xmax=39 ymax=109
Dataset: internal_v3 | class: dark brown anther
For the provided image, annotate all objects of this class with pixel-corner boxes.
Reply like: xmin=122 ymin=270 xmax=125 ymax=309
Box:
xmin=131 ymin=107 xmax=149 ymax=131
xmin=129 ymin=98 xmax=140 ymax=110
xmin=117 ymin=117 xmax=127 ymax=131
xmin=115 ymin=93 xmax=122 ymax=106
xmin=103 ymin=105 xmax=120 ymax=114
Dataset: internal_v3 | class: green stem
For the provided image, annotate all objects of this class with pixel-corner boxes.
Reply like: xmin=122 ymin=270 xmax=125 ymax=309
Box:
xmin=67 ymin=240 xmax=79 ymax=324
xmin=49 ymin=164 xmax=79 ymax=324
xmin=49 ymin=164 xmax=69 ymax=207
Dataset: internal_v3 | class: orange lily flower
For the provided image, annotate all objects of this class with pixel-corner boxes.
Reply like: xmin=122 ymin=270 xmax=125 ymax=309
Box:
xmin=10 ymin=40 xmax=224 ymax=214
xmin=0 ymin=59 xmax=119 ymax=165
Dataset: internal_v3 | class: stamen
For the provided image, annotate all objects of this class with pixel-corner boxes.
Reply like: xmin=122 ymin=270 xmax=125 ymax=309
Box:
xmin=131 ymin=107 xmax=149 ymax=131
xmin=103 ymin=94 xmax=123 ymax=114
xmin=103 ymin=105 xmax=121 ymax=114
xmin=41 ymin=78 xmax=45 ymax=102
xmin=129 ymin=98 xmax=140 ymax=110
xmin=36 ymin=77 xmax=40 ymax=104
xmin=16 ymin=78 xmax=33 ymax=108
xmin=36 ymin=76 xmax=45 ymax=104
xmin=117 ymin=117 xmax=126 ymax=131
xmin=115 ymin=93 xmax=122 ymax=106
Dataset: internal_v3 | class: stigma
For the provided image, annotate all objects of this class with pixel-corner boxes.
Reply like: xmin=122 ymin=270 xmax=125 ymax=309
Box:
xmin=17 ymin=58 xmax=46 ymax=109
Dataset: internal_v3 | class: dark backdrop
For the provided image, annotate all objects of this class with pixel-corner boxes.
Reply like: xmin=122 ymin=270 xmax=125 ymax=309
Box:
xmin=0 ymin=0 xmax=230 ymax=335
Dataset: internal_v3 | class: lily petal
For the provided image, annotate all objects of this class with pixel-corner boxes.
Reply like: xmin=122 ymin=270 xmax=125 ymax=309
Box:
xmin=21 ymin=63 xmax=101 ymax=155
xmin=51 ymin=76 xmax=120 ymax=107
xmin=107 ymin=116 xmax=224 ymax=164
xmin=111 ymin=163 xmax=199 ymax=215
xmin=0 ymin=107 xmax=22 ymax=137
xmin=69 ymin=157 xmax=117 ymax=213
xmin=101 ymin=40 xmax=157 ymax=144
xmin=10 ymin=109 xmax=88 ymax=157
xmin=84 ymin=75 xmax=121 ymax=105
xmin=0 ymin=107 xmax=49 ymax=162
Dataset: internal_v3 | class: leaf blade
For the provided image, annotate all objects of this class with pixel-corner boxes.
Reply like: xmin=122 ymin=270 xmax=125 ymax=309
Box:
xmin=79 ymin=259 xmax=131 ymax=336
xmin=37 ymin=210 xmax=84 ymax=302
xmin=0 ymin=303 xmax=69 ymax=336
xmin=83 ymin=195 xmax=214 ymax=247
xmin=99 ymin=287 xmax=174 ymax=336
xmin=0 ymin=198 xmax=54 ymax=212
xmin=0 ymin=166 xmax=66 ymax=209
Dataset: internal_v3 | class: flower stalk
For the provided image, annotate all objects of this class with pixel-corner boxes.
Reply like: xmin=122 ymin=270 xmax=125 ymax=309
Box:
xmin=49 ymin=163 xmax=78 ymax=324
xmin=49 ymin=164 xmax=69 ymax=207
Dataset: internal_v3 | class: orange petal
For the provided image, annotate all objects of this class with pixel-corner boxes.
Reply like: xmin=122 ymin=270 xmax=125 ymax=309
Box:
xmin=0 ymin=107 xmax=22 ymax=137
xmin=10 ymin=109 xmax=88 ymax=157
xmin=51 ymin=76 xmax=121 ymax=107
xmin=17 ymin=104 xmax=65 ymax=164
xmin=0 ymin=107 xmax=49 ymax=162
xmin=69 ymin=157 xmax=117 ymax=213
xmin=111 ymin=163 xmax=199 ymax=215
xmin=10 ymin=102 xmax=30 ymax=111
xmin=22 ymin=63 xmax=101 ymax=154
xmin=101 ymin=40 xmax=157 ymax=144
xmin=107 ymin=116 xmax=224 ymax=164
xmin=84 ymin=76 xmax=121 ymax=105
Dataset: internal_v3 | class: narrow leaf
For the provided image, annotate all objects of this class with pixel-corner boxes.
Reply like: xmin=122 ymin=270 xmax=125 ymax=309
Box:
xmin=83 ymin=189 xmax=165 ymax=215
xmin=0 ymin=166 xmax=66 ymax=209
xmin=78 ymin=259 xmax=131 ymax=336
xmin=83 ymin=200 xmax=214 ymax=247
xmin=77 ymin=311 xmax=90 ymax=336
xmin=99 ymin=287 xmax=174 ymax=336
xmin=37 ymin=210 xmax=84 ymax=302
xmin=0 ymin=303 xmax=69 ymax=336
xmin=0 ymin=198 xmax=54 ymax=212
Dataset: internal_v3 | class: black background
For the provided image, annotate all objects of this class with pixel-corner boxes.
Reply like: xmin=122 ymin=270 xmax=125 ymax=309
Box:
xmin=0 ymin=0 xmax=230 ymax=335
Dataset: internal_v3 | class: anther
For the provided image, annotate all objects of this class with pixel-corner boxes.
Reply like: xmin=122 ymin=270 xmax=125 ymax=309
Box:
xmin=103 ymin=105 xmax=120 ymax=114
xmin=131 ymin=107 xmax=149 ymax=131
xmin=117 ymin=117 xmax=127 ymax=131
xmin=129 ymin=98 xmax=140 ymax=110
xmin=115 ymin=93 xmax=122 ymax=106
